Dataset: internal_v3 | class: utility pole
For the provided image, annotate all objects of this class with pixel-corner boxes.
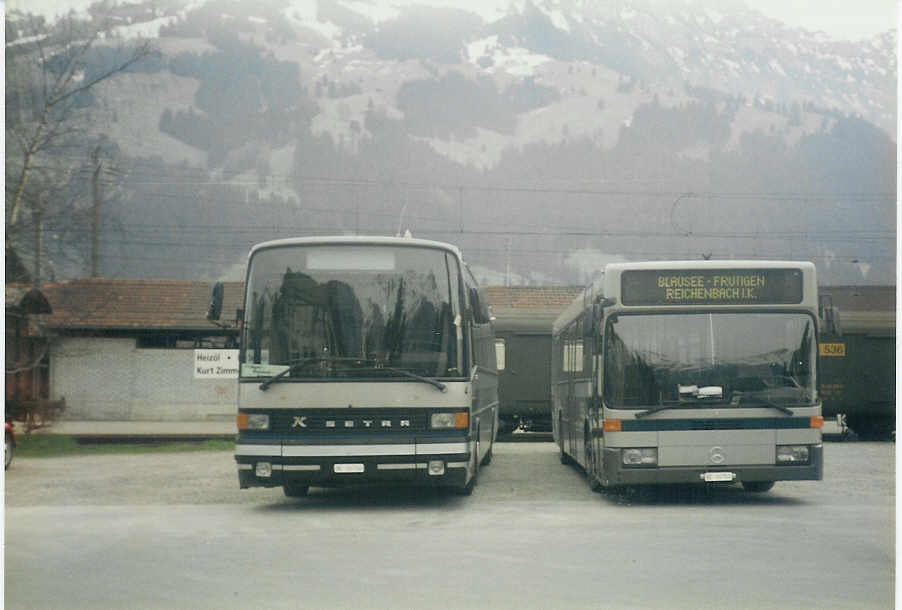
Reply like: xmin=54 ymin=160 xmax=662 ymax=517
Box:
xmin=91 ymin=146 xmax=102 ymax=277
xmin=505 ymin=236 xmax=512 ymax=287
xmin=458 ymin=186 xmax=463 ymax=233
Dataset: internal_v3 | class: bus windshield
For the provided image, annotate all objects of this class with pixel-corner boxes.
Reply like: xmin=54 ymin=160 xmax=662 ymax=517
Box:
xmin=241 ymin=245 xmax=463 ymax=379
xmin=604 ymin=312 xmax=816 ymax=409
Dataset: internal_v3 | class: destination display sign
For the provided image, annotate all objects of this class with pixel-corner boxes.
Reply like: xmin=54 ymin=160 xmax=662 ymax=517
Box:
xmin=621 ymin=268 xmax=804 ymax=306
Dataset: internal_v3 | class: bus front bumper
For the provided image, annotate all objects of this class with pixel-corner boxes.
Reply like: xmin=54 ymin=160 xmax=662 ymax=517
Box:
xmin=600 ymin=445 xmax=823 ymax=487
xmin=235 ymin=438 xmax=472 ymax=489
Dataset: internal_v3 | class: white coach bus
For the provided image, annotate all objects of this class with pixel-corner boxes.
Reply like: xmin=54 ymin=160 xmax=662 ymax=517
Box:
xmin=552 ymin=261 xmax=824 ymax=492
xmin=210 ymin=236 xmax=499 ymax=496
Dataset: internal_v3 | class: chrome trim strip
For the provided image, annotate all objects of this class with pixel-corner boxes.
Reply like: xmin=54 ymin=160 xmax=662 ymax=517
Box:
xmin=416 ymin=442 xmax=468 ymax=455
xmin=283 ymin=465 xmax=321 ymax=471
xmin=235 ymin=445 xmax=281 ymax=456
xmin=376 ymin=464 xmax=419 ymax=471
xmin=446 ymin=461 xmax=469 ymax=469
xmin=283 ymin=444 xmax=416 ymax=457
xmin=237 ymin=463 xmax=253 ymax=470
xmin=237 ymin=443 xmax=468 ymax=457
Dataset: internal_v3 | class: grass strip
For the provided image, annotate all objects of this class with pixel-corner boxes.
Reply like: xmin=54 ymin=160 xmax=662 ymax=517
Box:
xmin=14 ymin=435 xmax=234 ymax=458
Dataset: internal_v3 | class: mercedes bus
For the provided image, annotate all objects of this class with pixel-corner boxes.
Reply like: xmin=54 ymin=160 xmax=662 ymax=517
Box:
xmin=210 ymin=236 xmax=499 ymax=496
xmin=552 ymin=261 xmax=824 ymax=492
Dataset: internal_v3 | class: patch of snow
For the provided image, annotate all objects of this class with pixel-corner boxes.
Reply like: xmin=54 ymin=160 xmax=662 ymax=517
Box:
xmin=6 ymin=32 xmax=50 ymax=47
xmin=314 ymin=44 xmax=365 ymax=63
xmin=467 ymin=35 xmax=499 ymax=64
xmin=768 ymin=59 xmax=786 ymax=76
xmin=248 ymin=16 xmax=266 ymax=25
xmin=111 ymin=16 xmax=178 ymax=39
xmin=415 ymin=128 xmax=506 ymax=170
xmin=285 ymin=0 xmax=343 ymax=44
xmin=834 ymin=56 xmax=852 ymax=70
xmin=484 ymin=46 xmax=552 ymax=76
xmin=538 ymin=7 xmax=570 ymax=33
xmin=337 ymin=0 xmax=508 ymax=24
xmin=337 ymin=0 xmax=398 ymax=24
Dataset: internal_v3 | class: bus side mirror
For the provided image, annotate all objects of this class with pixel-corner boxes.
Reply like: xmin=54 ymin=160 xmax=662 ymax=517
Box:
xmin=207 ymin=282 xmax=224 ymax=321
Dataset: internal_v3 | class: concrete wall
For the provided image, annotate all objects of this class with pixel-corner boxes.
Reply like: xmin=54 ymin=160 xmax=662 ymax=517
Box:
xmin=50 ymin=337 xmax=237 ymax=421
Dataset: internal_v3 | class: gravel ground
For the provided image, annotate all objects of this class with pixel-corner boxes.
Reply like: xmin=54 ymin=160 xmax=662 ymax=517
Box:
xmin=5 ymin=439 xmax=893 ymax=508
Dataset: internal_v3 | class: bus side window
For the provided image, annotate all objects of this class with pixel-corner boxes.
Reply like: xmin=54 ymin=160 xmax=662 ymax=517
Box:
xmin=573 ymin=317 xmax=584 ymax=374
xmin=495 ymin=338 xmax=506 ymax=371
xmin=595 ymin=329 xmax=604 ymax=398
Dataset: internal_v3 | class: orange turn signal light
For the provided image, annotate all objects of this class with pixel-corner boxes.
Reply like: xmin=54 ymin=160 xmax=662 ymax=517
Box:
xmin=602 ymin=419 xmax=622 ymax=432
xmin=810 ymin=415 xmax=824 ymax=429
xmin=455 ymin=412 xmax=469 ymax=429
xmin=236 ymin=413 xmax=248 ymax=430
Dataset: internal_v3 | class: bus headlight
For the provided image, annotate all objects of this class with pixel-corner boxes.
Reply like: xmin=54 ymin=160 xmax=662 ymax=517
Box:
xmin=622 ymin=448 xmax=657 ymax=466
xmin=776 ymin=445 xmax=810 ymax=464
xmin=430 ymin=412 xmax=468 ymax=429
xmin=238 ymin=413 xmax=270 ymax=430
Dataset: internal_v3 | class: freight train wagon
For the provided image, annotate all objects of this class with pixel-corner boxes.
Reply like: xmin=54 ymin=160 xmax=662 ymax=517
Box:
xmin=819 ymin=286 xmax=895 ymax=439
xmin=486 ymin=287 xmax=582 ymax=434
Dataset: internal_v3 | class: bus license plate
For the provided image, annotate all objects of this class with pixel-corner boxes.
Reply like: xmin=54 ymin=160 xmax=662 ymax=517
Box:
xmin=703 ymin=472 xmax=735 ymax=482
xmin=334 ymin=463 xmax=364 ymax=474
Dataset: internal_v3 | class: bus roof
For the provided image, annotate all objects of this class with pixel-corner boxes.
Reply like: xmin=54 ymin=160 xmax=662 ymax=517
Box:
xmin=601 ymin=260 xmax=816 ymax=273
xmin=248 ymin=235 xmax=464 ymax=260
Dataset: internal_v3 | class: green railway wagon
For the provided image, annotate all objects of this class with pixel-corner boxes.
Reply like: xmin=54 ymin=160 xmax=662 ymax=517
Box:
xmin=819 ymin=286 xmax=895 ymax=439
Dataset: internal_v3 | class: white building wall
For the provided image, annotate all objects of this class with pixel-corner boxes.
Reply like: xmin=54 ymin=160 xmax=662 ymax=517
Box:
xmin=50 ymin=337 xmax=237 ymax=421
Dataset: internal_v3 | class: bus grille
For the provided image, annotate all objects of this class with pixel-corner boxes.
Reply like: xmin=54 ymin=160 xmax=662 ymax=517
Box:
xmin=268 ymin=409 xmax=430 ymax=434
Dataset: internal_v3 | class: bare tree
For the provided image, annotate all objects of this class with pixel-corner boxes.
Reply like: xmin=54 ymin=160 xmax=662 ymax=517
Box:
xmin=5 ymin=11 xmax=155 ymax=282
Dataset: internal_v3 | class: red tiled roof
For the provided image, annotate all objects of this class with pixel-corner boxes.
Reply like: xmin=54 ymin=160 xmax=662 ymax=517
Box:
xmin=29 ymin=281 xmax=584 ymax=330
xmin=35 ymin=279 xmax=244 ymax=331
xmin=483 ymin=285 xmax=583 ymax=310
xmin=29 ymin=280 xmax=889 ymax=331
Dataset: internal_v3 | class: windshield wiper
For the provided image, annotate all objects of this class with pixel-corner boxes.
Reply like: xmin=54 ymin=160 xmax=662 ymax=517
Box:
xmin=258 ymin=357 xmax=365 ymax=391
xmin=737 ymin=396 xmax=794 ymax=415
xmin=357 ymin=363 xmax=447 ymax=392
xmin=259 ymin=357 xmax=447 ymax=392
xmin=634 ymin=403 xmax=683 ymax=419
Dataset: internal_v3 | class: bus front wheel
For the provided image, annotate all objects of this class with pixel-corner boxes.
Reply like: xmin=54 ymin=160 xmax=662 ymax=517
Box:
xmin=283 ymin=483 xmax=309 ymax=497
xmin=742 ymin=481 xmax=775 ymax=493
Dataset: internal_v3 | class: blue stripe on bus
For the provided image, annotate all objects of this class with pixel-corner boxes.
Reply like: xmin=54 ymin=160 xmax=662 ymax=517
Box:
xmin=619 ymin=418 xmax=811 ymax=431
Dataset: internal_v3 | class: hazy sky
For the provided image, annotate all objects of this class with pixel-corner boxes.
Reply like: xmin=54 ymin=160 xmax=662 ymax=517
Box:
xmin=8 ymin=0 xmax=898 ymax=41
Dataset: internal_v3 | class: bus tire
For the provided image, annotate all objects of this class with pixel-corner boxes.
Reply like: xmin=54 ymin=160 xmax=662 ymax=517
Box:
xmin=283 ymin=483 xmax=309 ymax=497
xmin=585 ymin=427 xmax=601 ymax=492
xmin=481 ymin=444 xmax=493 ymax=466
xmin=742 ymin=481 xmax=775 ymax=493
xmin=457 ymin=433 xmax=479 ymax=495
xmin=481 ymin=419 xmax=494 ymax=466
xmin=558 ymin=415 xmax=573 ymax=464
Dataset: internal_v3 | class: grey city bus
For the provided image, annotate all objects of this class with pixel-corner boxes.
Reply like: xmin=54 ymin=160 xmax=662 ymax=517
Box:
xmin=553 ymin=261 xmax=824 ymax=492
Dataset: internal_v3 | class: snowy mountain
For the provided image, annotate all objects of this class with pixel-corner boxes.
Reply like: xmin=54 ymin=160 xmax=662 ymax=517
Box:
xmin=5 ymin=0 xmax=897 ymax=285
